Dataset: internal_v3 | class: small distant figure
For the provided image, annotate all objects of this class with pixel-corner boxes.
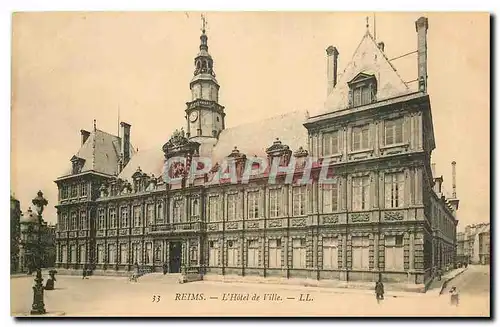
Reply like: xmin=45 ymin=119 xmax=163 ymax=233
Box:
xmin=437 ymin=268 xmax=442 ymax=281
xmin=449 ymin=286 xmax=460 ymax=306
xmin=375 ymin=280 xmax=385 ymax=304
xmin=163 ymin=262 xmax=168 ymax=275
xmin=82 ymin=265 xmax=90 ymax=279
xmin=45 ymin=270 xmax=57 ymax=290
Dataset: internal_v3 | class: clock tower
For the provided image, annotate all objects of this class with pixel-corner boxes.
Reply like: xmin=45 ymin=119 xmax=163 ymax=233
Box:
xmin=186 ymin=15 xmax=225 ymax=146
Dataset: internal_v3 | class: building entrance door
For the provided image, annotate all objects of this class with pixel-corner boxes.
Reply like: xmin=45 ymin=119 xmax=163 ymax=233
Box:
xmin=169 ymin=242 xmax=182 ymax=273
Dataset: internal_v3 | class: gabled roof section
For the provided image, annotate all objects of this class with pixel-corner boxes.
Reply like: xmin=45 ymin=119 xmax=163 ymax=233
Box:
xmin=323 ymin=31 xmax=411 ymax=113
xmin=59 ymin=129 xmax=136 ymax=178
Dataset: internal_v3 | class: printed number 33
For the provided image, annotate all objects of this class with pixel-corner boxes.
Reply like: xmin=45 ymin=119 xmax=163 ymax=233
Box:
xmin=152 ymin=295 xmax=161 ymax=302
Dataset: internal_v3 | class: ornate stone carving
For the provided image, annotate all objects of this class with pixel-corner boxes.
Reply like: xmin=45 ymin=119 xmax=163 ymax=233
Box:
xmin=247 ymin=221 xmax=259 ymax=229
xmin=385 ymin=211 xmax=404 ymax=221
xmin=268 ymin=220 xmax=282 ymax=228
xmin=107 ymin=230 xmax=116 ymax=237
xmin=96 ymin=230 xmax=105 ymax=237
xmin=133 ymin=228 xmax=142 ymax=235
xmin=208 ymin=224 xmax=217 ymax=231
xmin=294 ymin=146 xmax=309 ymax=158
xmin=226 ymin=222 xmax=238 ymax=230
xmin=291 ymin=218 xmax=307 ymax=227
xmin=78 ymin=230 xmax=86 ymax=237
xmin=351 ymin=213 xmax=370 ymax=223
xmin=119 ymin=229 xmax=128 ymax=236
xmin=322 ymin=215 xmax=339 ymax=224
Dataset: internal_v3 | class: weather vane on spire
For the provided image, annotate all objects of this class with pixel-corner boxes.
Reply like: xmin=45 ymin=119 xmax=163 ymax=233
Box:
xmin=201 ymin=13 xmax=207 ymax=33
xmin=366 ymin=16 xmax=369 ymax=31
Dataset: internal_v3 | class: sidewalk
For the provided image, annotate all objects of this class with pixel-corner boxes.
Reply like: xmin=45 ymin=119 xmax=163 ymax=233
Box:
xmin=201 ymin=275 xmax=428 ymax=297
xmin=426 ymin=267 xmax=468 ymax=296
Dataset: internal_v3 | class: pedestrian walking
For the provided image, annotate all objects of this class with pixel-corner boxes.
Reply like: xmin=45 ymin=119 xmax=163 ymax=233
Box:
xmin=163 ymin=262 xmax=168 ymax=275
xmin=375 ymin=280 xmax=385 ymax=304
xmin=449 ymin=286 xmax=460 ymax=306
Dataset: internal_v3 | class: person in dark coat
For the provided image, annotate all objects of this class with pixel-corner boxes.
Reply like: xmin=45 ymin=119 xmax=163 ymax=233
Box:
xmin=163 ymin=262 xmax=168 ymax=275
xmin=375 ymin=281 xmax=385 ymax=303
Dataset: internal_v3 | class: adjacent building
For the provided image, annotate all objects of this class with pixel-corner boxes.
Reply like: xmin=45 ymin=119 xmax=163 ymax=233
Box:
xmin=461 ymin=223 xmax=490 ymax=265
xmin=54 ymin=16 xmax=458 ymax=287
xmin=10 ymin=195 xmax=21 ymax=273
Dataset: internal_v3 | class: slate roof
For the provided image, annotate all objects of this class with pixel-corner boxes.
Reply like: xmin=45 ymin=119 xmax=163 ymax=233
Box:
xmin=321 ymin=30 xmax=412 ymax=114
xmin=60 ymin=129 xmax=135 ymax=178
xmin=116 ymin=111 xmax=310 ymax=181
xmin=211 ymin=110 xmax=310 ymax=164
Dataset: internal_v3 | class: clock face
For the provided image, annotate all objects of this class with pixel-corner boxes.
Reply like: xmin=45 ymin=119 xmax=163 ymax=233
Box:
xmin=189 ymin=111 xmax=198 ymax=122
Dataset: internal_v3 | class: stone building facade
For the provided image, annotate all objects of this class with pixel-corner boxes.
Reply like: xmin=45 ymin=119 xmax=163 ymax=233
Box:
xmin=55 ymin=16 xmax=458 ymax=286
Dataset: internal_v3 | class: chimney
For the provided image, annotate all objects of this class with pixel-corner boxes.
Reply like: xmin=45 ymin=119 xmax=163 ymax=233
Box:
xmin=377 ymin=42 xmax=385 ymax=52
xmin=415 ymin=16 xmax=429 ymax=92
xmin=326 ymin=46 xmax=339 ymax=95
xmin=120 ymin=122 xmax=131 ymax=167
xmin=452 ymin=161 xmax=457 ymax=198
xmin=80 ymin=130 xmax=90 ymax=145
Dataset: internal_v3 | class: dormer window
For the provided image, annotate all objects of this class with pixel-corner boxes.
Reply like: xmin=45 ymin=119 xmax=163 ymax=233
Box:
xmin=70 ymin=155 xmax=85 ymax=175
xmin=348 ymin=73 xmax=377 ymax=108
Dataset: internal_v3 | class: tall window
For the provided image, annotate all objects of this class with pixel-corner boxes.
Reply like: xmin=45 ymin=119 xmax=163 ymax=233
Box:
xmin=61 ymin=213 xmax=68 ymax=231
xmin=269 ymin=188 xmax=282 ymax=218
xmin=350 ymin=79 xmax=375 ymax=107
xmin=80 ymin=182 xmax=87 ymax=197
xmin=173 ymin=200 xmax=183 ymax=223
xmin=352 ymin=236 xmax=369 ymax=270
xmin=79 ymin=245 xmax=86 ymax=263
xmin=247 ymin=240 xmax=259 ymax=267
xmin=120 ymin=207 xmax=129 ymax=228
xmin=292 ymin=238 xmax=306 ymax=268
xmin=120 ymin=244 xmax=128 ymax=264
xmin=227 ymin=240 xmax=238 ymax=266
xmin=385 ymin=235 xmax=404 ymax=270
xmin=61 ymin=185 xmax=69 ymax=199
xmin=208 ymin=196 xmax=219 ymax=222
xmin=70 ymin=184 xmax=77 ymax=198
xmin=97 ymin=209 xmax=105 ymax=230
xmin=247 ymin=191 xmax=259 ymax=219
xmin=108 ymin=208 xmax=117 ymax=228
xmin=323 ymin=131 xmax=339 ymax=156
xmin=96 ymin=245 xmax=104 ymax=264
xmin=146 ymin=204 xmax=154 ymax=225
xmin=268 ymin=239 xmax=282 ymax=268
xmin=70 ymin=211 xmax=77 ymax=230
xmin=385 ymin=172 xmax=405 ymax=208
xmin=352 ymin=125 xmax=370 ymax=151
xmin=293 ymin=186 xmax=306 ymax=216
xmin=156 ymin=202 xmax=164 ymax=224
xmin=322 ymin=237 xmax=338 ymax=269
xmin=133 ymin=205 xmax=142 ymax=227
xmin=191 ymin=198 xmax=200 ymax=217
xmin=322 ymin=182 xmax=339 ymax=213
xmin=209 ymin=241 xmax=219 ymax=266
xmin=69 ymin=245 xmax=76 ymax=263
xmin=352 ymin=176 xmax=370 ymax=211
xmin=145 ymin=243 xmax=153 ymax=264
xmin=385 ymin=118 xmax=404 ymax=145
xmin=108 ymin=244 xmax=116 ymax=264
xmin=131 ymin=243 xmax=140 ymax=264
xmin=227 ymin=194 xmax=237 ymax=221
xmin=61 ymin=245 xmax=67 ymax=263
xmin=80 ymin=210 xmax=87 ymax=229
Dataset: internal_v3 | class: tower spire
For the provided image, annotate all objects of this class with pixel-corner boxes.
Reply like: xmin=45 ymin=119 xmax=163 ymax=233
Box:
xmin=200 ymin=13 xmax=208 ymax=51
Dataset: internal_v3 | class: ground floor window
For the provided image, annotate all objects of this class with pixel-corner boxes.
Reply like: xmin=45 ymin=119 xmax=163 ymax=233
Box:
xmin=120 ymin=244 xmax=128 ymax=264
xmin=61 ymin=245 xmax=67 ymax=263
xmin=292 ymin=238 xmax=306 ymax=269
xmin=385 ymin=235 xmax=404 ymax=270
xmin=352 ymin=236 xmax=369 ymax=270
xmin=227 ymin=240 xmax=238 ymax=267
xmin=247 ymin=240 xmax=259 ymax=267
xmin=145 ymin=243 xmax=152 ymax=264
xmin=96 ymin=245 xmax=104 ymax=264
xmin=322 ymin=237 xmax=338 ymax=269
xmin=70 ymin=245 xmax=77 ymax=263
xmin=131 ymin=243 xmax=140 ymax=264
xmin=268 ymin=239 xmax=282 ymax=268
xmin=209 ymin=241 xmax=219 ymax=266
xmin=79 ymin=245 xmax=86 ymax=264
xmin=108 ymin=244 xmax=116 ymax=264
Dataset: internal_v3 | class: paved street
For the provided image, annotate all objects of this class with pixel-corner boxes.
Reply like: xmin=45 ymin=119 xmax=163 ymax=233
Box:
xmin=11 ymin=268 xmax=490 ymax=317
xmin=443 ymin=265 xmax=490 ymax=296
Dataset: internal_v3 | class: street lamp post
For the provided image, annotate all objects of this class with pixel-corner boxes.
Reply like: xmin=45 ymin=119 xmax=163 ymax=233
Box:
xmin=30 ymin=190 xmax=48 ymax=315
